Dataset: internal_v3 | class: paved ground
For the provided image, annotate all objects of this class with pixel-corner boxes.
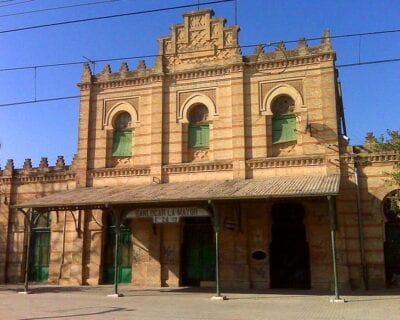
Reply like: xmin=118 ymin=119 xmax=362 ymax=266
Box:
xmin=0 ymin=284 xmax=400 ymax=319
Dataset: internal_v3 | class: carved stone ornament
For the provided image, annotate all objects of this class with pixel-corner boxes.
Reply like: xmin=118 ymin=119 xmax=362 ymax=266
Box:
xmin=158 ymin=9 xmax=240 ymax=70
xmin=193 ymin=149 xmax=209 ymax=161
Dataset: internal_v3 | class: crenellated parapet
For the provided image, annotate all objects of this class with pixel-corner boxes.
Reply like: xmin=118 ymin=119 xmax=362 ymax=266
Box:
xmin=246 ymin=30 xmax=335 ymax=69
xmin=78 ymin=10 xmax=336 ymax=89
xmin=0 ymin=156 xmax=75 ymax=183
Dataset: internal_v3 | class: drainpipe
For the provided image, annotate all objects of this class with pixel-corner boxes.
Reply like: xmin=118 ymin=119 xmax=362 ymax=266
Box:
xmin=58 ymin=211 xmax=67 ymax=285
xmin=354 ymin=156 xmax=368 ymax=290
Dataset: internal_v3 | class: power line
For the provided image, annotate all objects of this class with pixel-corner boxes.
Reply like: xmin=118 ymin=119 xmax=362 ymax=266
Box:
xmin=0 ymin=56 xmax=400 ymax=109
xmin=0 ymin=0 xmax=122 ymax=19
xmin=0 ymin=95 xmax=81 ymax=108
xmin=0 ymin=0 xmax=235 ymax=35
xmin=0 ymin=0 xmax=33 ymax=8
xmin=1 ymin=27 xmax=400 ymax=73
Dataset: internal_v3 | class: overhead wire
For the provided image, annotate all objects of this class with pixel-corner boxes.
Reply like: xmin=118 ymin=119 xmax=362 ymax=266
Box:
xmin=0 ymin=0 xmax=123 ymax=18
xmin=1 ymin=27 xmax=400 ymax=73
xmin=0 ymin=0 xmax=235 ymax=34
xmin=0 ymin=56 xmax=399 ymax=109
xmin=0 ymin=0 xmax=33 ymax=8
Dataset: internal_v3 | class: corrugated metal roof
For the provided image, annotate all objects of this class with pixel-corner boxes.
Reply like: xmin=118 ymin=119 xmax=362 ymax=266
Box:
xmin=13 ymin=175 xmax=340 ymax=210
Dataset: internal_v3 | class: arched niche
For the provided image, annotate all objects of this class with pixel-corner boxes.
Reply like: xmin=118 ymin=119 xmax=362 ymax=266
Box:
xmin=178 ymin=94 xmax=217 ymax=123
xmin=261 ymin=84 xmax=304 ymax=116
xmin=104 ymin=102 xmax=139 ymax=130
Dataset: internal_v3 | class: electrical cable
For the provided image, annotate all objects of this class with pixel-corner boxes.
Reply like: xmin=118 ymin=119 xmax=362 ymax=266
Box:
xmin=1 ymin=27 xmax=400 ymax=73
xmin=0 ymin=56 xmax=399 ymax=109
xmin=0 ymin=0 xmax=235 ymax=34
xmin=0 ymin=0 xmax=33 ymax=8
xmin=0 ymin=0 xmax=122 ymax=19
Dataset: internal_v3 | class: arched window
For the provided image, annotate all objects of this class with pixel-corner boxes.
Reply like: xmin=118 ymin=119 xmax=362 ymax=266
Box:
xmin=188 ymin=104 xmax=209 ymax=149
xmin=112 ymin=112 xmax=132 ymax=157
xmin=271 ymin=95 xmax=297 ymax=144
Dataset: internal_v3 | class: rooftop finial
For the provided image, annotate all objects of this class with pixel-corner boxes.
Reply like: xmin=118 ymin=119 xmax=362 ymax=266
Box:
xmin=137 ymin=60 xmax=147 ymax=70
xmin=23 ymin=158 xmax=33 ymax=171
xmin=321 ymin=29 xmax=332 ymax=50
xmin=81 ymin=63 xmax=92 ymax=83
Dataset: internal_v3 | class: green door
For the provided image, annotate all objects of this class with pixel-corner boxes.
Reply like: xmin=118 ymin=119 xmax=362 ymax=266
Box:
xmin=29 ymin=230 xmax=50 ymax=282
xmin=384 ymin=223 xmax=400 ymax=287
xmin=182 ymin=218 xmax=215 ymax=286
xmin=103 ymin=227 xmax=132 ymax=284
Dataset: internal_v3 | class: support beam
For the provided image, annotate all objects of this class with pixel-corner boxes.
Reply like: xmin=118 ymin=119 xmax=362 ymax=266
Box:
xmin=327 ymin=195 xmax=345 ymax=303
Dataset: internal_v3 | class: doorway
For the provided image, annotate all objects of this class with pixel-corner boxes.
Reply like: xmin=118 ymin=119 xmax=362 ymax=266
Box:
xmin=270 ymin=202 xmax=310 ymax=289
xmin=103 ymin=224 xmax=133 ymax=284
xmin=182 ymin=217 xmax=215 ymax=286
xmin=383 ymin=190 xmax=400 ymax=287
xmin=29 ymin=212 xmax=51 ymax=282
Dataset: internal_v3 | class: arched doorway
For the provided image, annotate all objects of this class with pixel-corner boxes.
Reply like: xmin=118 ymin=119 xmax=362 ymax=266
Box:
xmin=102 ymin=215 xmax=132 ymax=284
xmin=29 ymin=212 xmax=51 ymax=282
xmin=181 ymin=217 xmax=215 ymax=286
xmin=270 ymin=202 xmax=310 ymax=289
xmin=383 ymin=189 xmax=400 ymax=287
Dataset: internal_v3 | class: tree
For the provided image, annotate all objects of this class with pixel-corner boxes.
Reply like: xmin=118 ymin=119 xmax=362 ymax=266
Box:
xmin=373 ymin=130 xmax=400 ymax=186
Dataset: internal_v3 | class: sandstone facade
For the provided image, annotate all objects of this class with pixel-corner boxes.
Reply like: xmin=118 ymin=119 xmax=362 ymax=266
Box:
xmin=0 ymin=10 xmax=398 ymax=291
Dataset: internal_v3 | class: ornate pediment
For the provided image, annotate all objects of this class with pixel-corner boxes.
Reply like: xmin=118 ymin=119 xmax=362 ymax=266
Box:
xmin=157 ymin=9 xmax=241 ymax=71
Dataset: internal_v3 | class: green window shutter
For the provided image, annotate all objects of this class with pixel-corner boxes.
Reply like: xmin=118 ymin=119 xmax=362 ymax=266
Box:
xmin=189 ymin=124 xmax=209 ymax=148
xmin=112 ymin=129 xmax=132 ymax=156
xmin=272 ymin=114 xmax=297 ymax=144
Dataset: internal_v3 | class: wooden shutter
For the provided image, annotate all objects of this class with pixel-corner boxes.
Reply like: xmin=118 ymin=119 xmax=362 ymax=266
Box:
xmin=272 ymin=114 xmax=297 ymax=144
xmin=112 ymin=129 xmax=132 ymax=156
xmin=189 ymin=124 xmax=209 ymax=148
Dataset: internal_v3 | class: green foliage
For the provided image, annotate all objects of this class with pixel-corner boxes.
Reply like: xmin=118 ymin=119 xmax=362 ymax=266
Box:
xmin=374 ymin=130 xmax=400 ymax=152
xmin=374 ymin=130 xmax=400 ymax=186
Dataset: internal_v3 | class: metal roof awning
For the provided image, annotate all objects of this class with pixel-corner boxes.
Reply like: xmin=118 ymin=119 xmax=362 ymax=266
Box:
xmin=13 ymin=174 xmax=340 ymax=211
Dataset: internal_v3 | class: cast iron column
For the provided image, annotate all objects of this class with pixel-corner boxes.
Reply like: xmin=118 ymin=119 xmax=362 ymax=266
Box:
xmin=209 ymin=201 xmax=226 ymax=300
xmin=328 ymin=195 xmax=344 ymax=302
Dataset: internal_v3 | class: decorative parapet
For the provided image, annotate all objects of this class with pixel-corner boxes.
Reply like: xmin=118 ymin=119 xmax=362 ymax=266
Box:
xmin=246 ymin=30 xmax=335 ymax=73
xmin=88 ymin=166 xmax=150 ymax=178
xmin=246 ymin=155 xmax=325 ymax=169
xmin=0 ymin=157 xmax=75 ymax=183
xmin=157 ymin=9 xmax=241 ymax=71
xmin=78 ymin=11 xmax=334 ymax=88
xmin=14 ymin=170 xmax=75 ymax=183
xmin=341 ymin=151 xmax=398 ymax=164
xmin=163 ymin=160 xmax=233 ymax=174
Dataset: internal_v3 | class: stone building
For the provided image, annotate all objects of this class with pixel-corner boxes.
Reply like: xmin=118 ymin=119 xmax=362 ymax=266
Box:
xmin=0 ymin=9 xmax=399 ymax=292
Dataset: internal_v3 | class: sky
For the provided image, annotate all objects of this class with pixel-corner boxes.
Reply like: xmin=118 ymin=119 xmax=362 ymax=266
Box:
xmin=0 ymin=0 xmax=399 ymax=168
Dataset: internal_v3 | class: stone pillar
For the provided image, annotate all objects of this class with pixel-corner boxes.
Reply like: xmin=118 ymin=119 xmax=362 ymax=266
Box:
xmin=246 ymin=202 xmax=270 ymax=289
xmin=230 ymin=68 xmax=246 ymax=179
xmin=83 ymin=210 xmax=104 ymax=285
xmin=132 ymin=219 xmax=161 ymax=286
xmin=219 ymin=203 xmax=250 ymax=289
xmin=150 ymin=76 xmax=164 ymax=183
xmin=76 ymin=65 xmax=93 ymax=188
xmin=0 ymin=160 xmax=17 ymax=283
xmin=160 ymin=224 xmax=180 ymax=287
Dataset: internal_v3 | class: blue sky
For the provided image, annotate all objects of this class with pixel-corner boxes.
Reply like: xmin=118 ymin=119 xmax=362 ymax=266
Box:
xmin=0 ymin=0 xmax=399 ymax=168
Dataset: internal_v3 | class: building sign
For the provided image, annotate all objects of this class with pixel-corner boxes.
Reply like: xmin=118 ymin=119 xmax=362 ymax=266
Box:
xmin=126 ymin=207 xmax=210 ymax=219
xmin=153 ymin=216 xmax=180 ymax=224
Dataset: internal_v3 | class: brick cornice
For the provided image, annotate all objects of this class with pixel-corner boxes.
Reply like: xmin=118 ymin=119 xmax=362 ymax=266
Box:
xmin=246 ymin=155 xmax=325 ymax=169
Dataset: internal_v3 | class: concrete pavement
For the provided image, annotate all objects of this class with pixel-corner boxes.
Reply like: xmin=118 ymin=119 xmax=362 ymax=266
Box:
xmin=0 ymin=285 xmax=400 ymax=319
